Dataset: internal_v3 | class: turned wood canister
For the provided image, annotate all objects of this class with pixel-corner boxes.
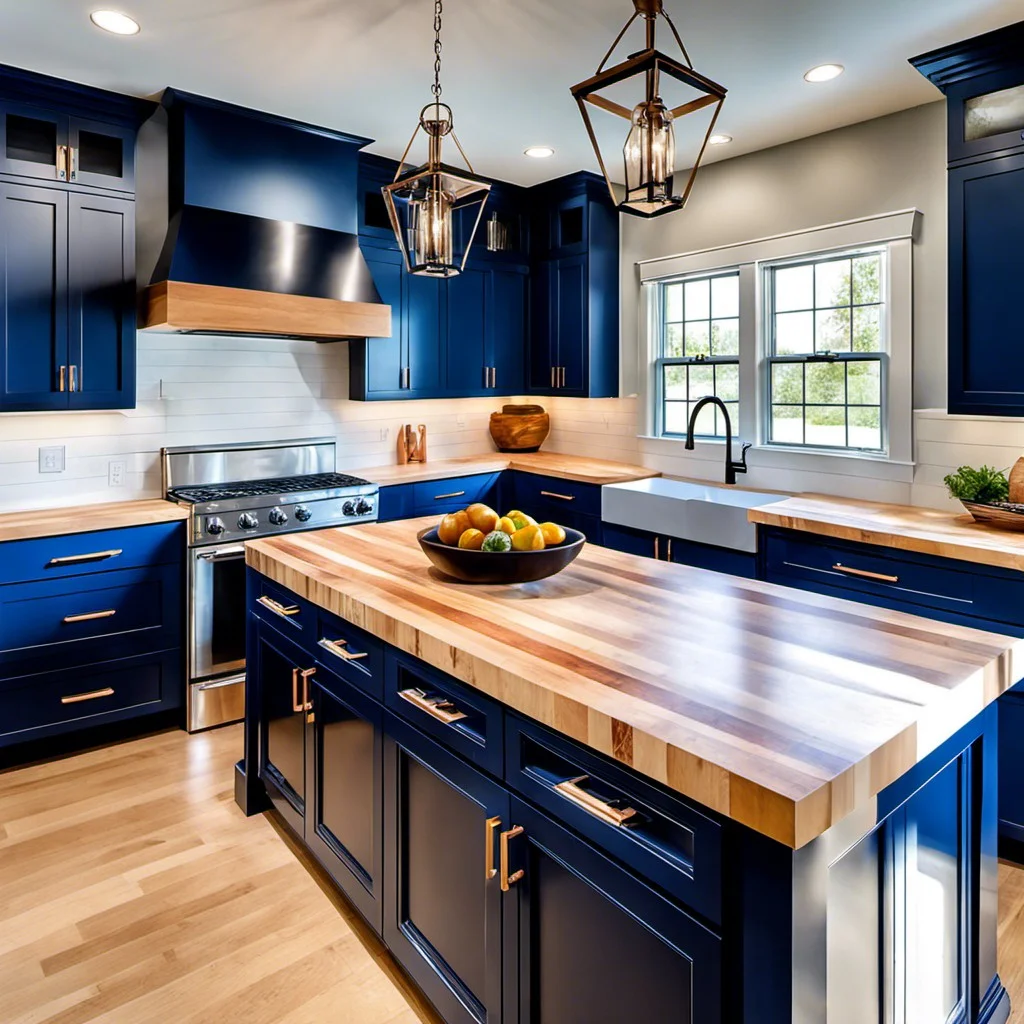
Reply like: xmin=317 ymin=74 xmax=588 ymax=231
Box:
xmin=489 ymin=405 xmax=550 ymax=453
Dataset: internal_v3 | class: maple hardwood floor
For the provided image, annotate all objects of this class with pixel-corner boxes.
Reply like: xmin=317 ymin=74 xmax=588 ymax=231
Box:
xmin=2 ymin=724 xmax=1024 ymax=1023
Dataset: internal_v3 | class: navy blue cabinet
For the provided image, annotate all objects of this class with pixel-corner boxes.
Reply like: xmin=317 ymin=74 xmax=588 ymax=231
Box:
xmin=377 ymin=473 xmax=502 ymax=524
xmin=602 ymin=522 xmax=757 ymax=578
xmin=351 ymin=246 xmax=406 ymax=399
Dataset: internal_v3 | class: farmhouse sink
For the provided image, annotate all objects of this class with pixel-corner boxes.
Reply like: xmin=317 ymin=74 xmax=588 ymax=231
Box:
xmin=601 ymin=478 xmax=790 ymax=554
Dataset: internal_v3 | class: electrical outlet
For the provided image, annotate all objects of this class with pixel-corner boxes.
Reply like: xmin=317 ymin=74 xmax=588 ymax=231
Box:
xmin=108 ymin=459 xmax=127 ymax=487
xmin=38 ymin=446 xmax=65 ymax=474
xmin=379 ymin=427 xmax=389 ymax=442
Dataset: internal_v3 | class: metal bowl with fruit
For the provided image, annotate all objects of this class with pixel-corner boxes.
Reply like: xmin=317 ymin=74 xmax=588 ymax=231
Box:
xmin=417 ymin=503 xmax=586 ymax=584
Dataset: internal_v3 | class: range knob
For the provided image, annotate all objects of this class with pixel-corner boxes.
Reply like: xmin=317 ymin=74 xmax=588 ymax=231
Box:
xmin=355 ymin=497 xmax=374 ymax=515
xmin=342 ymin=500 xmax=357 ymax=516
xmin=238 ymin=512 xmax=259 ymax=531
xmin=207 ymin=517 xmax=225 ymax=536
xmin=268 ymin=507 xmax=288 ymax=526
xmin=294 ymin=505 xmax=313 ymax=523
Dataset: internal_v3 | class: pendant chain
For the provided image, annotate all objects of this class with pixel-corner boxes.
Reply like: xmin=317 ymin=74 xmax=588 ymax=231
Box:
xmin=431 ymin=0 xmax=443 ymax=101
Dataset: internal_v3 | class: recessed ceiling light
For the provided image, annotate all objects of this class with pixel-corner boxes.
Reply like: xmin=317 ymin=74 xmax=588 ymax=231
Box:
xmin=524 ymin=146 xmax=555 ymax=159
xmin=90 ymin=10 xmax=141 ymax=35
xmin=708 ymin=134 xmax=733 ymax=145
xmin=804 ymin=63 xmax=844 ymax=83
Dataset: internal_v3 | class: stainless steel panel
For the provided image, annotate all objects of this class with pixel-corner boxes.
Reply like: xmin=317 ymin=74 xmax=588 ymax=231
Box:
xmin=190 ymin=543 xmax=246 ymax=681
xmin=189 ymin=673 xmax=245 ymax=731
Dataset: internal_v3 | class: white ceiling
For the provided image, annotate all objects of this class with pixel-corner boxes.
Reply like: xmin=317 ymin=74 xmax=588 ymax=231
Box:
xmin=0 ymin=0 xmax=1021 ymax=186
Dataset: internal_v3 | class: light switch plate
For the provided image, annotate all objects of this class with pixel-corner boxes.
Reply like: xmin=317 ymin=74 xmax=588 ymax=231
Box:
xmin=108 ymin=459 xmax=127 ymax=487
xmin=39 ymin=446 xmax=65 ymax=474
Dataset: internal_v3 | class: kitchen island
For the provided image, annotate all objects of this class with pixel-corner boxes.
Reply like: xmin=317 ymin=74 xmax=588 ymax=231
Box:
xmin=239 ymin=518 xmax=1024 ymax=1024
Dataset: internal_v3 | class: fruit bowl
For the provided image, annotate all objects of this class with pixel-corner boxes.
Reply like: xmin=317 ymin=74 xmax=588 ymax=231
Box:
xmin=417 ymin=526 xmax=586 ymax=584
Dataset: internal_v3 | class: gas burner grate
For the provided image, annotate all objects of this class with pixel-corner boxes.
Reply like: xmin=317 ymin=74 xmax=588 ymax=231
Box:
xmin=170 ymin=472 xmax=372 ymax=504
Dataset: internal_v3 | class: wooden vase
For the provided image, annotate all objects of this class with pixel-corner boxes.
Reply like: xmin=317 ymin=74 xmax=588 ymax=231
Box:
xmin=489 ymin=406 xmax=550 ymax=453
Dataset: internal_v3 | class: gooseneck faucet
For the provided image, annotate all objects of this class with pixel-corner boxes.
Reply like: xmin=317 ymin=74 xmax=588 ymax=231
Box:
xmin=684 ymin=396 xmax=752 ymax=486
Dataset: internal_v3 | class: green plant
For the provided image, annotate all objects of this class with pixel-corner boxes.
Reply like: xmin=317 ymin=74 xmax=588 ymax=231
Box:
xmin=943 ymin=465 xmax=1010 ymax=504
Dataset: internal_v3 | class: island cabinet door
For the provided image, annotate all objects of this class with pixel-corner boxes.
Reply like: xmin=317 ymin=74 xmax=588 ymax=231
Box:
xmin=502 ymin=796 xmax=721 ymax=1024
xmin=255 ymin=621 xmax=314 ymax=838
xmin=383 ymin=710 xmax=509 ymax=1024
xmin=305 ymin=664 xmax=384 ymax=934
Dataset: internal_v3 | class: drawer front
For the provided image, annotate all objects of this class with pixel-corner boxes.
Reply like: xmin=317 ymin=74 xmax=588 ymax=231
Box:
xmin=511 ymin=472 xmax=602 ymax=519
xmin=314 ymin=607 xmax=385 ymax=700
xmin=0 ymin=564 xmax=182 ymax=681
xmin=0 ymin=521 xmax=184 ymax=586
xmin=0 ymin=649 xmax=182 ymax=746
xmin=377 ymin=484 xmax=416 ymax=523
xmin=384 ymin=651 xmax=503 ymax=776
xmin=505 ymin=714 xmax=722 ymax=926
xmin=412 ymin=472 xmax=502 ymax=515
xmin=249 ymin=573 xmax=316 ymax=637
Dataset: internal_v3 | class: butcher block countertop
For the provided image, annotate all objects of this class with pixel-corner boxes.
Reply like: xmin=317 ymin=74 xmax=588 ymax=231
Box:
xmin=247 ymin=517 xmax=1024 ymax=849
xmin=0 ymin=499 xmax=188 ymax=544
xmin=749 ymin=494 xmax=1024 ymax=574
xmin=363 ymin=452 xmax=661 ymax=487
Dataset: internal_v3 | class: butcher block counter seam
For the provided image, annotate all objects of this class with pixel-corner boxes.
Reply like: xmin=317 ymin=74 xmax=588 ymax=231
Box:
xmin=750 ymin=495 xmax=1024 ymax=574
xmin=0 ymin=499 xmax=189 ymax=544
xmin=246 ymin=518 xmax=1024 ymax=849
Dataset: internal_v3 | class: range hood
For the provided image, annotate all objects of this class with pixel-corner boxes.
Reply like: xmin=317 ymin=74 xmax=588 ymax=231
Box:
xmin=139 ymin=90 xmax=391 ymax=341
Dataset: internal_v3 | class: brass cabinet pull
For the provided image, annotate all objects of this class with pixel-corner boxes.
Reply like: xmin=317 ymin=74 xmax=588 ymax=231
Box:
xmin=485 ymin=816 xmax=501 ymax=880
xmin=554 ymin=776 xmax=637 ymax=827
xmin=433 ymin=491 xmax=466 ymax=501
xmin=301 ymin=667 xmax=315 ymax=712
xmin=48 ymin=549 xmax=122 ymax=567
xmin=666 ymin=538 xmax=673 ymax=562
xmin=540 ymin=490 xmax=575 ymax=502
xmin=560 ymin=367 xmax=566 ymax=388
xmin=61 ymin=687 xmax=114 ymax=705
xmin=500 ymin=825 xmax=525 ymax=892
xmin=68 ymin=146 xmax=78 ymax=181
xmin=58 ymin=365 xmax=67 ymax=392
xmin=832 ymin=564 xmax=900 ymax=585
xmin=550 ymin=366 xmax=556 ymax=389
xmin=57 ymin=144 xmax=69 ymax=181
xmin=257 ymin=595 xmax=301 ymax=619
xmin=63 ymin=609 xmax=116 ymax=624
xmin=654 ymin=537 xmax=660 ymax=560
xmin=397 ymin=687 xmax=468 ymax=725
xmin=70 ymin=365 xmax=78 ymax=393
xmin=317 ymin=637 xmax=369 ymax=663
xmin=291 ymin=668 xmax=303 ymax=714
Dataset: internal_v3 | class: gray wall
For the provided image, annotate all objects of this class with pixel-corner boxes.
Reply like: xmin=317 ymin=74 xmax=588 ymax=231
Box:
xmin=620 ymin=101 xmax=947 ymax=409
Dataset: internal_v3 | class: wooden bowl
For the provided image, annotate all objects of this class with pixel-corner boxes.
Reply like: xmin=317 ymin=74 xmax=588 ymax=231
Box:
xmin=489 ymin=409 xmax=550 ymax=453
xmin=962 ymin=501 xmax=1024 ymax=532
xmin=417 ymin=526 xmax=586 ymax=584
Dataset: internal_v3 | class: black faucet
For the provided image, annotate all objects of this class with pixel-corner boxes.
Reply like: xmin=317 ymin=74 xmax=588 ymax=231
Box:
xmin=684 ymin=396 xmax=752 ymax=486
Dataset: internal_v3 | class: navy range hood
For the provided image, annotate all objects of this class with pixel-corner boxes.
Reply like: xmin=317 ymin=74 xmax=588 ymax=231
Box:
xmin=140 ymin=90 xmax=391 ymax=341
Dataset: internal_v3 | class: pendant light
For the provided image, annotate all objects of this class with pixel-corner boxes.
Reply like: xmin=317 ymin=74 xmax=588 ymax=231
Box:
xmin=384 ymin=0 xmax=490 ymax=277
xmin=570 ymin=0 xmax=726 ymax=218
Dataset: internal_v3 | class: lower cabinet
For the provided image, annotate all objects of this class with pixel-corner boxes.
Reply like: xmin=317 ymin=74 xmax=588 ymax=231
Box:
xmin=602 ymin=522 xmax=757 ymax=578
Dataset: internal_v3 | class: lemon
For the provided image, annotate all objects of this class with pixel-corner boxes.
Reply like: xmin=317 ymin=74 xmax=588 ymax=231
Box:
xmin=539 ymin=522 xmax=566 ymax=546
xmin=482 ymin=530 xmax=513 ymax=553
xmin=508 ymin=511 xmax=536 ymax=532
xmin=511 ymin=524 xmax=546 ymax=551
xmin=458 ymin=528 xmax=485 ymax=550
xmin=497 ymin=516 xmax=517 ymax=535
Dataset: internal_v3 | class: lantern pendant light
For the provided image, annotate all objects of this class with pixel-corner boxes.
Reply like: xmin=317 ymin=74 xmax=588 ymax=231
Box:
xmin=384 ymin=0 xmax=490 ymax=277
xmin=571 ymin=0 xmax=727 ymax=218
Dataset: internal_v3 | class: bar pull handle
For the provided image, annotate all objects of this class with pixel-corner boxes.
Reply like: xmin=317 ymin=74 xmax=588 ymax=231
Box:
xmin=58 ymin=365 xmax=67 ymax=392
xmin=400 ymin=367 xmax=411 ymax=390
xmin=48 ymin=549 xmax=122 ymax=567
xmin=560 ymin=367 xmax=566 ymax=388
xmin=666 ymin=538 xmax=673 ymax=562
xmin=490 ymin=367 xmax=497 ymax=388
xmin=397 ymin=687 xmax=468 ymax=725
xmin=301 ymin=667 xmax=315 ymax=712
xmin=317 ymin=637 xmax=369 ymax=663
xmin=485 ymin=816 xmax=501 ymax=880
xmin=654 ymin=537 xmax=660 ymax=560
xmin=291 ymin=667 xmax=303 ymax=714
xmin=70 ymin=365 xmax=78 ymax=393
xmin=539 ymin=491 xmax=575 ymax=502
xmin=197 ymin=546 xmax=246 ymax=562
xmin=68 ymin=146 xmax=78 ymax=181
xmin=63 ymin=609 xmax=116 ymax=624
xmin=500 ymin=825 xmax=525 ymax=892
xmin=61 ymin=687 xmax=114 ymax=705
xmin=553 ymin=776 xmax=637 ymax=827
xmin=57 ymin=144 xmax=68 ymax=181
xmin=550 ymin=366 xmax=556 ymax=389
xmin=832 ymin=564 xmax=900 ymax=585
xmin=257 ymin=595 xmax=301 ymax=619
xmin=433 ymin=491 xmax=466 ymax=501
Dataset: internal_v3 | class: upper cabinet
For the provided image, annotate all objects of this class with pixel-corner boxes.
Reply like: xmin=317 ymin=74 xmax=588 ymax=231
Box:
xmin=0 ymin=67 xmax=147 ymax=412
xmin=913 ymin=22 xmax=1024 ymax=416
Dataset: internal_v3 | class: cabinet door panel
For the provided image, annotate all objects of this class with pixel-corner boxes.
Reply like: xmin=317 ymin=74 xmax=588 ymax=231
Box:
xmin=0 ymin=103 xmax=69 ymax=182
xmin=446 ymin=267 xmax=487 ymax=395
xmin=555 ymin=255 xmax=587 ymax=395
xmin=488 ymin=267 xmax=527 ymax=395
xmin=68 ymin=117 xmax=135 ymax=192
xmin=358 ymin=246 xmax=405 ymax=398
xmin=528 ymin=261 xmax=555 ymax=392
xmin=505 ymin=797 xmax=721 ymax=1024
xmin=1000 ymin=695 xmax=1024 ymax=844
xmin=68 ymin=193 xmax=135 ymax=409
xmin=407 ymin=275 xmax=443 ymax=396
xmin=0 ymin=182 xmax=68 ymax=411
xmin=384 ymin=711 xmax=507 ymax=1024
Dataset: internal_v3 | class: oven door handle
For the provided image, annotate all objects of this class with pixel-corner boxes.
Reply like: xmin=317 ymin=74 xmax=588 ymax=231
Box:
xmin=196 ymin=546 xmax=247 ymax=562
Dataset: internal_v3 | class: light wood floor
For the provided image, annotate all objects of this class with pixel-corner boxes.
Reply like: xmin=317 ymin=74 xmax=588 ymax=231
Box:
xmin=2 ymin=725 xmax=1024 ymax=1024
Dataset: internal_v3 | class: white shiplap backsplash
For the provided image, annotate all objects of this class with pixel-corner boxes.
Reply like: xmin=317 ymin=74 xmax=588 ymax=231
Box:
xmin=0 ymin=333 xmax=505 ymax=512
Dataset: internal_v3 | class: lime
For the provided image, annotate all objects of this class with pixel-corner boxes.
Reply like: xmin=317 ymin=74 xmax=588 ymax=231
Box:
xmin=481 ymin=530 xmax=513 ymax=553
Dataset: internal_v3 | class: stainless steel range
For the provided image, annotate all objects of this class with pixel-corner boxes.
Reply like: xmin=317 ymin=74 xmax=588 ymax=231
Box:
xmin=163 ymin=437 xmax=378 ymax=732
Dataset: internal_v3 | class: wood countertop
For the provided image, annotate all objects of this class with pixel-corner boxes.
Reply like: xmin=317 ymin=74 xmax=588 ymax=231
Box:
xmin=247 ymin=518 xmax=1024 ymax=849
xmin=0 ymin=499 xmax=189 ymax=544
xmin=362 ymin=452 xmax=661 ymax=487
xmin=749 ymin=495 xmax=1024 ymax=574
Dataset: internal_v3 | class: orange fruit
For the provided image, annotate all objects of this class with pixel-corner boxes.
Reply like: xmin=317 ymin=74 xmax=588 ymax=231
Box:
xmin=458 ymin=528 xmax=486 ymax=550
xmin=438 ymin=510 xmax=471 ymax=546
xmin=511 ymin=524 xmax=546 ymax=551
xmin=466 ymin=503 xmax=500 ymax=534
xmin=497 ymin=516 xmax=517 ymax=535
xmin=539 ymin=522 xmax=566 ymax=546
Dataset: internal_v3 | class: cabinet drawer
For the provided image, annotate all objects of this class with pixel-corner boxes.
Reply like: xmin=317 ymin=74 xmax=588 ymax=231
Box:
xmin=412 ymin=472 xmax=501 ymax=515
xmin=314 ymin=607 xmax=385 ymax=700
xmin=0 ymin=649 xmax=182 ymax=746
xmin=249 ymin=574 xmax=315 ymax=637
xmin=0 ymin=521 xmax=184 ymax=586
xmin=377 ymin=484 xmax=416 ymax=523
xmin=384 ymin=651 xmax=503 ymax=777
xmin=0 ymin=564 xmax=181 ymax=682
xmin=505 ymin=715 xmax=722 ymax=927
xmin=511 ymin=472 xmax=602 ymax=519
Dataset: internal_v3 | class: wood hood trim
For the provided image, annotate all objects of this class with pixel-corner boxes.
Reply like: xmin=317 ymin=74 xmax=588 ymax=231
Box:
xmin=140 ymin=280 xmax=392 ymax=339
